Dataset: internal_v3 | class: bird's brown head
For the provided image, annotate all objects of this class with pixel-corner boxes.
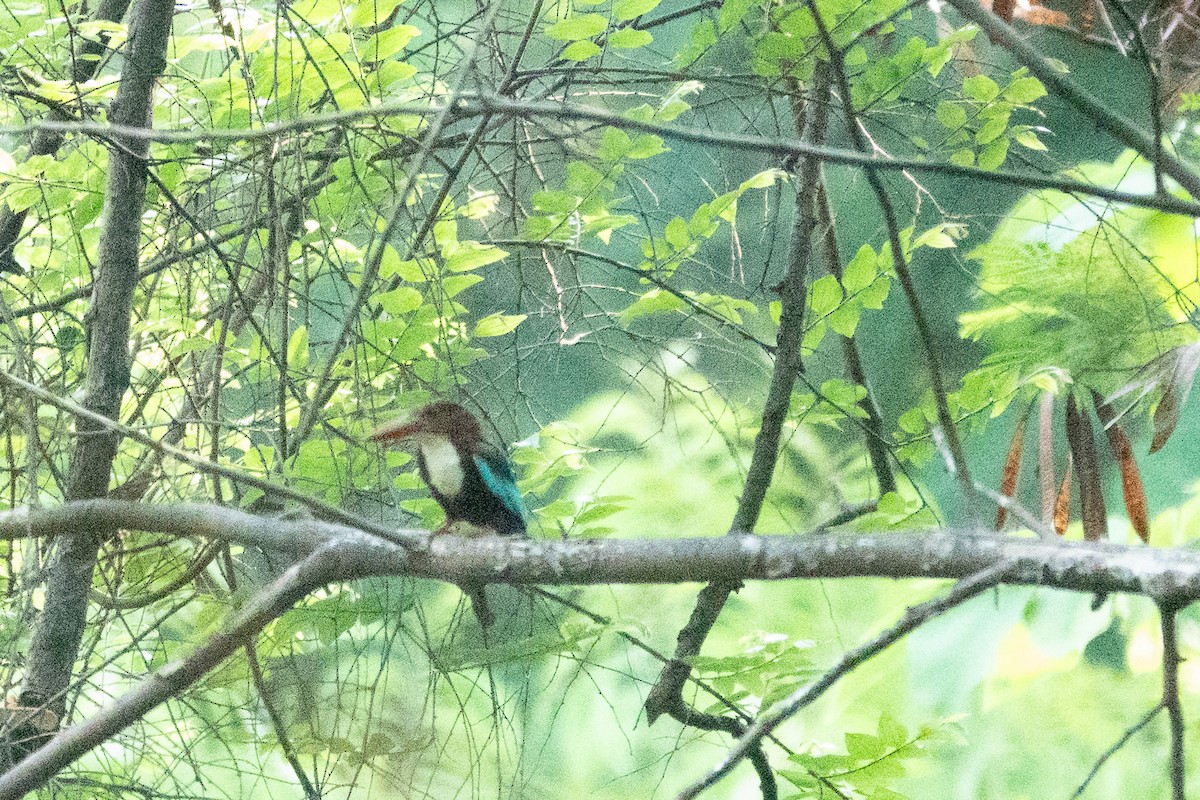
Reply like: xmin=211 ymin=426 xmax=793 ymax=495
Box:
xmin=369 ymin=401 xmax=483 ymax=447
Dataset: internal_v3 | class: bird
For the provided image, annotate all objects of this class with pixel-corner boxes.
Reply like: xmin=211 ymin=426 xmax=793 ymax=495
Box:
xmin=369 ymin=401 xmax=526 ymax=627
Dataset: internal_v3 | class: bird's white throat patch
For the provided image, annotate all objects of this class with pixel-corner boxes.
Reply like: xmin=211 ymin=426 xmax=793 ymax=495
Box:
xmin=418 ymin=436 xmax=464 ymax=496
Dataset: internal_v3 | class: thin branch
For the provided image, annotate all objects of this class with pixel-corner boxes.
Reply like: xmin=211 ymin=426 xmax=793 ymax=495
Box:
xmin=940 ymin=0 xmax=1200 ymax=200
xmin=0 ymin=367 xmax=421 ymax=549
xmin=1161 ymin=603 xmax=1186 ymax=800
xmin=245 ymin=641 xmax=320 ymax=800
xmin=9 ymin=97 xmax=1200 ymax=217
xmin=674 ymin=561 xmax=1015 ymax=800
xmin=644 ymin=62 xmax=830 ymax=744
xmin=815 ymin=180 xmax=896 ymax=495
xmin=812 ymin=4 xmax=976 ymax=511
xmin=0 ymin=545 xmax=343 ymax=798
xmin=1069 ymin=704 xmax=1163 ymax=799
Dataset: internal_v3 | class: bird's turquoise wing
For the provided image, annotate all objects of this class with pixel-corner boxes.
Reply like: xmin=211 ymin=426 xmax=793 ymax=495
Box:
xmin=473 ymin=449 xmax=526 ymax=520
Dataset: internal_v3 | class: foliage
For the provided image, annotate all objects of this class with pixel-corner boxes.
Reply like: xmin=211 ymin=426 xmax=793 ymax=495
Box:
xmin=0 ymin=0 xmax=1198 ymax=797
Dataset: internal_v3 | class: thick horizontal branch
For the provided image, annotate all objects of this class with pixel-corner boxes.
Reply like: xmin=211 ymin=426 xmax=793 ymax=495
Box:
xmin=2 ymin=500 xmax=1199 ymax=603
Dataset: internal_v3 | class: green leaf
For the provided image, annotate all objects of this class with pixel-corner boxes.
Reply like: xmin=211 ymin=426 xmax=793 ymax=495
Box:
xmin=348 ymin=0 xmax=405 ymax=28
xmin=620 ymin=288 xmax=684 ymax=322
xmin=597 ymin=127 xmax=633 ymax=161
xmin=443 ymin=241 xmax=508 ymax=272
xmin=1014 ymin=129 xmax=1048 ymax=151
xmin=739 ymin=168 xmax=787 ymax=190
xmin=613 ymin=0 xmax=660 ymax=21
xmin=975 ymin=111 xmax=1010 ymax=145
xmin=441 ymin=274 xmax=484 ymax=297
xmin=1004 ymin=76 xmax=1047 ymax=103
xmin=949 ymin=148 xmax=975 ymax=167
xmin=546 ymin=13 xmax=607 ymax=41
xmin=473 ymin=312 xmax=527 ymax=337
xmin=962 ymin=74 xmax=999 ymax=102
xmin=664 ymin=217 xmax=690 ymax=249
xmin=287 ymin=325 xmax=309 ymax=369
xmin=561 ymin=40 xmax=602 ymax=61
xmin=533 ymin=190 xmax=580 ymax=214
xmin=935 ymin=101 xmax=966 ymax=130
xmin=654 ymin=81 xmax=700 ymax=122
xmin=608 ymin=27 xmax=652 ymax=48
xmin=822 ymin=378 xmax=867 ymax=407
xmin=842 ymin=244 xmax=878 ymax=293
xmin=690 ymin=292 xmax=756 ymax=324
xmin=810 ymin=274 xmax=843 ymax=316
xmin=374 ymin=287 xmax=423 ymax=315
xmin=362 ymin=25 xmax=419 ymax=60
xmin=827 ymin=301 xmax=862 ymax=337
xmin=978 ymin=136 xmax=1010 ymax=171
xmin=914 ymin=223 xmax=963 ymax=250
xmin=859 ymin=275 xmax=891 ymax=309
xmin=627 ymin=133 xmax=666 ymax=159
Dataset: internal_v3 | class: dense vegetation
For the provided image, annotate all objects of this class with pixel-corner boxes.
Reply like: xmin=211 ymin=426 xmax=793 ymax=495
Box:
xmin=1 ymin=0 xmax=1200 ymax=797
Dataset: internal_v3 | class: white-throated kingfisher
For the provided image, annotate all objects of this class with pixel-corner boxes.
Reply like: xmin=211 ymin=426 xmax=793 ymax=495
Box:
xmin=369 ymin=401 xmax=526 ymax=627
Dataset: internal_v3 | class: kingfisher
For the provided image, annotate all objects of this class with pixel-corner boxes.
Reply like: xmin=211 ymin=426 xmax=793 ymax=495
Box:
xmin=369 ymin=401 xmax=527 ymax=626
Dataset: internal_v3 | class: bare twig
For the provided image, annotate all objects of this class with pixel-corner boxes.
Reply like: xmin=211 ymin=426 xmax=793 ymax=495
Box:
xmin=245 ymin=641 xmax=320 ymax=800
xmin=1069 ymin=704 xmax=1163 ymax=799
xmin=643 ymin=64 xmax=831 ymax=767
xmin=815 ymin=181 xmax=897 ymax=495
xmin=674 ymin=561 xmax=1015 ymax=800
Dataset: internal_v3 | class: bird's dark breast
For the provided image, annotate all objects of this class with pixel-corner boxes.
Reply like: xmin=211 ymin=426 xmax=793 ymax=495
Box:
xmin=419 ymin=453 xmax=526 ymax=535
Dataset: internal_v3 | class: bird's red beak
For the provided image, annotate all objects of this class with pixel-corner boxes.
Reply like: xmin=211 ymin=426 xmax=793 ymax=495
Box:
xmin=368 ymin=418 xmax=422 ymax=444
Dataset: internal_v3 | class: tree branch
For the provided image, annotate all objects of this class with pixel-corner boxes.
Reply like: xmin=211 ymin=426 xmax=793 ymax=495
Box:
xmin=813 ymin=4 xmax=975 ymax=509
xmin=12 ymin=0 xmax=174 ymax=754
xmin=644 ymin=62 xmax=831 ymax=753
xmin=10 ymin=96 xmax=1200 ymax=217
xmin=0 ymin=501 xmax=1198 ymax=602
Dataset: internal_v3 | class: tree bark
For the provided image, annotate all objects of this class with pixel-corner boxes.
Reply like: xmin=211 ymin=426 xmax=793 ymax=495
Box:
xmin=7 ymin=0 xmax=174 ymax=767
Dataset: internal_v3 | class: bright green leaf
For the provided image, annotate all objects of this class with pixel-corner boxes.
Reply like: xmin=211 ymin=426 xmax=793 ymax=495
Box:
xmin=664 ymin=217 xmax=690 ymax=249
xmin=962 ymin=74 xmax=999 ymax=103
xmin=561 ymin=39 xmax=602 ymax=61
xmin=1004 ymin=76 xmax=1047 ymax=104
xmin=810 ymin=274 xmax=843 ymax=316
xmin=443 ymin=242 xmax=508 ymax=272
xmin=473 ymin=312 xmax=527 ymax=337
xmin=546 ymin=13 xmax=607 ymax=41
xmin=978 ymin=136 xmax=1010 ymax=170
xmin=374 ymin=287 xmax=423 ymax=315
xmin=620 ymin=288 xmax=685 ymax=322
xmin=827 ymin=300 xmax=862 ymax=337
xmin=608 ymin=27 xmax=652 ymax=48
xmin=935 ymin=101 xmax=966 ymax=130
xmin=613 ymin=0 xmax=660 ymax=21
xmin=842 ymin=244 xmax=878 ymax=293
